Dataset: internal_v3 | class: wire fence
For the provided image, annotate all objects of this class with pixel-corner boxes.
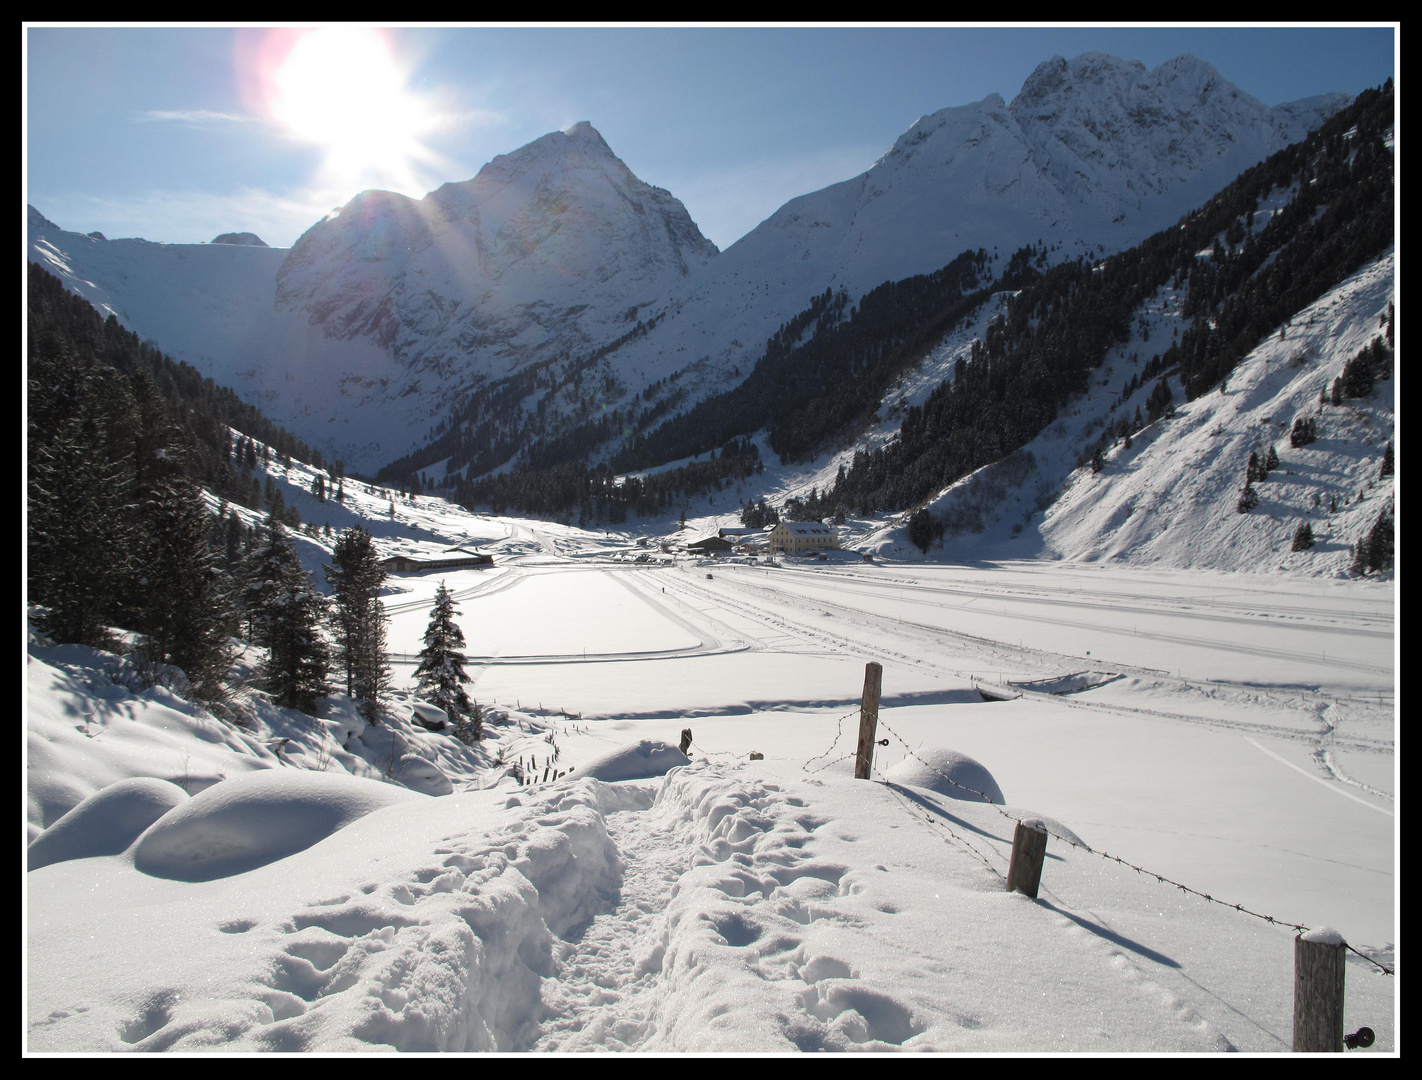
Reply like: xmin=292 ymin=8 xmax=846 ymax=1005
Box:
xmin=800 ymin=708 xmax=862 ymax=776
xmin=799 ymin=703 xmax=1394 ymax=978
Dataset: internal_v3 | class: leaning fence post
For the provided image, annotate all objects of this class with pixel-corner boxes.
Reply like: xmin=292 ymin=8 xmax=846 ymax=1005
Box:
xmin=1006 ymin=818 xmax=1048 ymax=898
xmin=854 ymin=662 xmax=883 ymax=779
xmin=1293 ymin=928 xmax=1347 ymax=1052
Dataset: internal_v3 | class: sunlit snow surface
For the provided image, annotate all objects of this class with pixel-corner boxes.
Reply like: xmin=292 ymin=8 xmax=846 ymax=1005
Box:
xmin=26 ymin=544 xmax=1394 ymax=1052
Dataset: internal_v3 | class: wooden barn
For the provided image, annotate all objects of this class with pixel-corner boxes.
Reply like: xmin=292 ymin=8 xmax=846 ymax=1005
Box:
xmin=380 ymin=544 xmax=493 ymax=574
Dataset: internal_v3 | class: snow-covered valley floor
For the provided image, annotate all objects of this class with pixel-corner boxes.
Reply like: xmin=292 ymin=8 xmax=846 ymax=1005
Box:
xmin=26 ymin=541 xmax=1395 ymax=1054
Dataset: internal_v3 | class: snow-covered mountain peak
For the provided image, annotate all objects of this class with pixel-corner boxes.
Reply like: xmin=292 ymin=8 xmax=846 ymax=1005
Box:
xmin=563 ymin=118 xmax=611 ymax=146
xmin=28 ymin=205 xmax=62 ymax=233
xmin=275 ymin=121 xmax=718 ymax=327
xmin=1014 ymin=52 xmax=1151 ymax=110
xmin=456 ymin=119 xmax=633 ymax=195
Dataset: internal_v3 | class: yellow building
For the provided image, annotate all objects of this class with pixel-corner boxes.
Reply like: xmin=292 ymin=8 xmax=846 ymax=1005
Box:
xmin=768 ymin=521 xmax=839 ymax=555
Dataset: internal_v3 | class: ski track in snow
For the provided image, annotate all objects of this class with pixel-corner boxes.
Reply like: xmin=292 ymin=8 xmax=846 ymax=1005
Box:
xmin=654 ymin=565 xmax=1388 ymax=754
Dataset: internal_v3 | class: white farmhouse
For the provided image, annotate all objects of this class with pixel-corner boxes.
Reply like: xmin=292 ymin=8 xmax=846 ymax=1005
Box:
xmin=768 ymin=521 xmax=839 ymax=555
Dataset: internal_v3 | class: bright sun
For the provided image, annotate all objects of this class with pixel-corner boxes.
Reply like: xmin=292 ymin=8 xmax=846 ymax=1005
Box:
xmin=266 ymin=27 xmax=437 ymax=193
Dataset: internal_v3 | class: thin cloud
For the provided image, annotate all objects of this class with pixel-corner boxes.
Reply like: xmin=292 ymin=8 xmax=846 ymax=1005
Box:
xmin=139 ymin=109 xmax=255 ymax=126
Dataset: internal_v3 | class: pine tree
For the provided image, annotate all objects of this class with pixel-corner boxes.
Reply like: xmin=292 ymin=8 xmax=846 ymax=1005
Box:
xmin=1291 ymin=522 xmax=1315 ymax=551
xmin=28 ymin=396 xmax=136 ymax=647
xmin=247 ymin=521 xmax=330 ymax=713
xmin=414 ymin=582 xmax=479 ymax=744
xmin=263 ymin=578 xmax=331 ymax=713
xmin=1237 ymin=479 xmax=1260 ymax=513
xmin=1379 ymin=441 xmax=1394 ymax=479
xmin=1265 ymin=445 xmax=1280 ymax=473
xmin=324 ymin=526 xmax=391 ymax=724
xmin=130 ymin=462 xmax=236 ymax=701
xmin=1357 ymin=505 xmax=1394 ymax=574
xmin=27 ymin=355 xmax=139 ymax=648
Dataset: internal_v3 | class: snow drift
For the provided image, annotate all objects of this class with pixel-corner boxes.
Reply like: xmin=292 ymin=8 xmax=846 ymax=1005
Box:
xmin=571 ymin=739 xmax=691 ymax=782
xmin=131 ymin=770 xmax=427 ymax=881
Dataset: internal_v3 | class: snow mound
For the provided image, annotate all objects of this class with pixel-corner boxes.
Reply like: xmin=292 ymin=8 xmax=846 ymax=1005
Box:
xmin=27 ymin=777 xmax=190 ymax=872
xmin=131 ymin=770 xmax=427 ymax=881
xmin=570 ymin=739 xmax=690 ymax=782
xmin=884 ymin=748 xmax=1005 ymax=804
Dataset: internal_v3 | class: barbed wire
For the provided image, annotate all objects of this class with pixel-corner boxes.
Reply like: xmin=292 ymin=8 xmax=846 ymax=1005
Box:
xmin=873 ymin=715 xmax=1395 ymax=977
xmin=801 ymin=709 xmax=860 ymax=774
xmin=879 ymin=777 xmax=1005 ymax=881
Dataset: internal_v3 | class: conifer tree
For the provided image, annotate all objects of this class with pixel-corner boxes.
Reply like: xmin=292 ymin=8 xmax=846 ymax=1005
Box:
xmin=27 ymin=386 xmax=136 ymax=647
xmin=1237 ymin=479 xmax=1260 ymax=513
xmin=1354 ymin=504 xmax=1394 ymax=575
xmin=27 ymin=353 xmax=141 ymax=648
xmin=324 ymin=526 xmax=391 ymax=724
xmin=247 ymin=521 xmax=330 ymax=713
xmin=908 ymin=508 xmax=935 ymax=552
xmin=415 ymin=582 xmax=479 ymax=744
xmin=129 ymin=461 xmax=236 ymax=701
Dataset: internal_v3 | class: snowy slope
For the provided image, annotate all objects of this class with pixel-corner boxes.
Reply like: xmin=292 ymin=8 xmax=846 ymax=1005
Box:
xmin=831 ymin=250 xmax=1395 ymax=576
xmin=1035 ymin=256 xmax=1396 ymax=574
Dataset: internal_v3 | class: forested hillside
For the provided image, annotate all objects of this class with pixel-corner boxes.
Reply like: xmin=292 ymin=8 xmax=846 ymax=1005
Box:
xmin=447 ymin=80 xmax=1392 ymax=532
xmin=802 ymin=80 xmax=1394 ymax=531
xmin=27 ymin=264 xmax=348 ymax=513
xmin=27 ymin=265 xmax=363 ymax=708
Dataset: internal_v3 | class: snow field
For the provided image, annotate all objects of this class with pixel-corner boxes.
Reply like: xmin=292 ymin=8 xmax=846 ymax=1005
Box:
xmin=27 ymin=559 xmax=1395 ymax=1053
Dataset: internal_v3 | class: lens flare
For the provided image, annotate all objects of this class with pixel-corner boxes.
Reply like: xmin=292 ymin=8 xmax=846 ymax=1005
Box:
xmin=249 ymin=27 xmax=441 ymax=195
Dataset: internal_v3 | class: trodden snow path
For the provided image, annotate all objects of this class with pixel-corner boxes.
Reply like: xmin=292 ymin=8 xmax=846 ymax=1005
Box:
xmin=522 ymin=760 xmax=1258 ymax=1053
xmin=525 ymin=783 xmax=682 ymax=1050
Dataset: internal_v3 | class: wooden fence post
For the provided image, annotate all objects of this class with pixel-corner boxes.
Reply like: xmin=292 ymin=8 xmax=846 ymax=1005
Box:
xmin=1006 ymin=818 xmax=1048 ymax=898
xmin=854 ymin=662 xmax=883 ymax=779
xmin=1293 ymin=928 xmax=1347 ymax=1052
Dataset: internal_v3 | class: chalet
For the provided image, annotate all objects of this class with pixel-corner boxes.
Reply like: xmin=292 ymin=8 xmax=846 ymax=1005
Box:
xmin=380 ymin=544 xmax=493 ymax=574
xmin=687 ymin=535 xmax=736 ymax=555
xmin=768 ymin=521 xmax=839 ymax=555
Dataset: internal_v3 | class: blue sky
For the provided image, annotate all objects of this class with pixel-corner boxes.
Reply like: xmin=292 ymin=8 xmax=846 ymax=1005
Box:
xmin=25 ymin=24 xmax=1396 ymax=251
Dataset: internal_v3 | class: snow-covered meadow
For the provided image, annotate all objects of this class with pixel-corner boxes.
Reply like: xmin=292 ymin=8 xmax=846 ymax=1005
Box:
xmin=26 ymin=532 xmax=1395 ymax=1052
